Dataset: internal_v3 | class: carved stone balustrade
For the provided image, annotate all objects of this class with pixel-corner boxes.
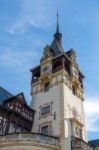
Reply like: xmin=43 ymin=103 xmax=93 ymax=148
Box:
xmin=0 ymin=133 xmax=59 ymax=149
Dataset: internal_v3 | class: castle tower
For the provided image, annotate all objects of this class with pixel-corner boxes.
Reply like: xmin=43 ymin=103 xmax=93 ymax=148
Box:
xmin=31 ymin=14 xmax=87 ymax=150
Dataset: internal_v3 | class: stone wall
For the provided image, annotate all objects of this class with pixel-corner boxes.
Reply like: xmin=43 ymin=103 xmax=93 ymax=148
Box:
xmin=0 ymin=133 xmax=59 ymax=150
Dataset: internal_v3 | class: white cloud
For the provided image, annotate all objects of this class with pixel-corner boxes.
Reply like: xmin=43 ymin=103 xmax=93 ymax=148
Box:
xmin=0 ymin=48 xmax=38 ymax=74
xmin=6 ymin=0 xmax=55 ymax=34
xmin=84 ymin=97 xmax=99 ymax=132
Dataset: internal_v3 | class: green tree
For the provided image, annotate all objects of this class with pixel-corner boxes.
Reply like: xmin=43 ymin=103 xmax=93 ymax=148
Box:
xmin=95 ymin=147 xmax=99 ymax=150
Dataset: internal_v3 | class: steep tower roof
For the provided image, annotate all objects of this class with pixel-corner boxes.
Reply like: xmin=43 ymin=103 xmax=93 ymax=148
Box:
xmin=0 ymin=87 xmax=13 ymax=105
xmin=51 ymin=12 xmax=64 ymax=56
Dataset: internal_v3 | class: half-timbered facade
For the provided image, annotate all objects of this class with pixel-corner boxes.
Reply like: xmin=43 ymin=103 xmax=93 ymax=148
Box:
xmin=0 ymin=87 xmax=35 ymax=135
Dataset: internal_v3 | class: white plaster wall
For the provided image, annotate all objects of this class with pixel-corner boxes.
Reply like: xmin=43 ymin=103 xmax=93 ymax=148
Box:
xmin=31 ymin=73 xmax=87 ymax=150
xmin=63 ymin=83 xmax=87 ymax=141
xmin=63 ymin=84 xmax=84 ymax=120
xmin=32 ymin=82 xmax=63 ymax=137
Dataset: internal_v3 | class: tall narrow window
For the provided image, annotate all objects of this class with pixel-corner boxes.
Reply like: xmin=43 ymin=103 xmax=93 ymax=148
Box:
xmin=44 ymin=82 xmax=49 ymax=92
xmin=72 ymin=86 xmax=76 ymax=95
xmin=41 ymin=125 xmax=48 ymax=135
xmin=75 ymin=127 xmax=82 ymax=138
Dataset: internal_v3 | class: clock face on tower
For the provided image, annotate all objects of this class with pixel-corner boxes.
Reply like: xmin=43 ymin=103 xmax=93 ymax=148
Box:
xmin=42 ymin=66 xmax=49 ymax=73
xmin=42 ymin=65 xmax=50 ymax=74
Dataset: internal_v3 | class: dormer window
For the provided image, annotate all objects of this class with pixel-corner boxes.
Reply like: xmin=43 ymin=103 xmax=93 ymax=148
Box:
xmin=44 ymin=82 xmax=49 ymax=92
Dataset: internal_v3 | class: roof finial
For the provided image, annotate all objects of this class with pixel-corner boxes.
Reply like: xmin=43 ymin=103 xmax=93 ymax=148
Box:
xmin=56 ymin=10 xmax=59 ymax=33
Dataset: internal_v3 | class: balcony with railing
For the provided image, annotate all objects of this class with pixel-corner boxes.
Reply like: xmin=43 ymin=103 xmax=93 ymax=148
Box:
xmin=72 ymin=137 xmax=95 ymax=150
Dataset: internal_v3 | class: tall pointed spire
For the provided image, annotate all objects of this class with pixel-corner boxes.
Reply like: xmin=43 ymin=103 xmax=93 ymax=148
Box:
xmin=50 ymin=12 xmax=64 ymax=56
xmin=54 ymin=11 xmax=62 ymax=39
xmin=56 ymin=11 xmax=59 ymax=33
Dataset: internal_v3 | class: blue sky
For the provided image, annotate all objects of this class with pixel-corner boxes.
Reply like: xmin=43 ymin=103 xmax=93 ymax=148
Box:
xmin=0 ymin=0 xmax=99 ymax=140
